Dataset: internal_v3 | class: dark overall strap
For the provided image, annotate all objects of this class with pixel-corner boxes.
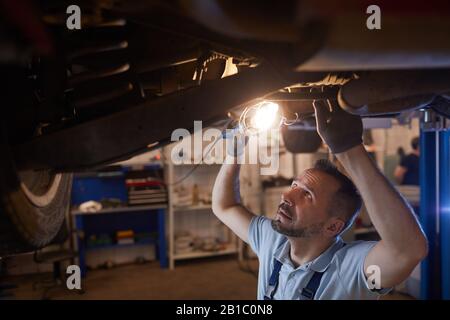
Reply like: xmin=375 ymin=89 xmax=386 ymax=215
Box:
xmin=300 ymin=271 xmax=325 ymax=300
xmin=300 ymin=242 xmax=347 ymax=300
xmin=264 ymin=242 xmax=347 ymax=300
xmin=263 ymin=259 xmax=283 ymax=300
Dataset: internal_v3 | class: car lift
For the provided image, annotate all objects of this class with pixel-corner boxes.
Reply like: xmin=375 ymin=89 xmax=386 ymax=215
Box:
xmin=420 ymin=109 xmax=450 ymax=299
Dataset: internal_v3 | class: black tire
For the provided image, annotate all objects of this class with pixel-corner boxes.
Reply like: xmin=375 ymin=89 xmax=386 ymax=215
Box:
xmin=0 ymin=125 xmax=72 ymax=257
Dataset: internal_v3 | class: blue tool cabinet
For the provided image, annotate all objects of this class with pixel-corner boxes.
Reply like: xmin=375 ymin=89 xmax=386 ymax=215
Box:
xmin=70 ymin=165 xmax=168 ymax=276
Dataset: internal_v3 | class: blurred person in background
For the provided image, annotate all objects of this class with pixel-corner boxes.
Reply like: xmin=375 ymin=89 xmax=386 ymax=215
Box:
xmin=394 ymin=137 xmax=420 ymax=186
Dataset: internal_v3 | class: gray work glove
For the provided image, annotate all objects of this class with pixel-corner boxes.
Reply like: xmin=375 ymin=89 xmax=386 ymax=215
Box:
xmin=223 ymin=126 xmax=248 ymax=158
xmin=313 ymin=100 xmax=363 ymax=154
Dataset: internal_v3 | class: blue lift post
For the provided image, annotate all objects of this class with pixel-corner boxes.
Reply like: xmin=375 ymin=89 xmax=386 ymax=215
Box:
xmin=420 ymin=110 xmax=450 ymax=300
xmin=441 ymin=129 xmax=450 ymax=300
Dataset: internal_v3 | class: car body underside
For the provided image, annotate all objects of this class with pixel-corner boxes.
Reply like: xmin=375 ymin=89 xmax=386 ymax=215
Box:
xmin=2 ymin=0 xmax=450 ymax=171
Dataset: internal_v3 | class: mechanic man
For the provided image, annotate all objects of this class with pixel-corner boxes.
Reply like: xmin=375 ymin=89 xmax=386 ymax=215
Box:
xmin=394 ymin=137 xmax=420 ymax=186
xmin=212 ymin=100 xmax=428 ymax=300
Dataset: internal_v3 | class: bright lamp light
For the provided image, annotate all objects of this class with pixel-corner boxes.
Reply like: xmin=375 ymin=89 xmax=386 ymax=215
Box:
xmin=251 ymin=102 xmax=280 ymax=131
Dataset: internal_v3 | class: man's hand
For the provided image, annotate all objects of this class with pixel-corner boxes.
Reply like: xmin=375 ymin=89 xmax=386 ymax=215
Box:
xmin=224 ymin=129 xmax=248 ymax=159
xmin=313 ymin=100 xmax=363 ymax=154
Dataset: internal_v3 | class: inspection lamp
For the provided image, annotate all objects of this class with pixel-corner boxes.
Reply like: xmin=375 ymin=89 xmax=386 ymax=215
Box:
xmin=238 ymin=101 xmax=284 ymax=135
xmin=222 ymin=101 xmax=293 ymax=157
xmin=251 ymin=101 xmax=280 ymax=131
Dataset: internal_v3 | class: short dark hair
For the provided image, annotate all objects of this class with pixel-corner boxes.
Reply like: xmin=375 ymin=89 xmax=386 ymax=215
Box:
xmin=411 ymin=137 xmax=419 ymax=150
xmin=313 ymin=159 xmax=362 ymax=233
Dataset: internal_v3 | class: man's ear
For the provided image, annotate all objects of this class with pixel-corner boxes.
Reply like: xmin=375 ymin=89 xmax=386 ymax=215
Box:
xmin=325 ymin=217 xmax=346 ymax=237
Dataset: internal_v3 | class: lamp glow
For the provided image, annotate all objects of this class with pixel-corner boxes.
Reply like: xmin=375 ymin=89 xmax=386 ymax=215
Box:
xmin=251 ymin=102 xmax=280 ymax=131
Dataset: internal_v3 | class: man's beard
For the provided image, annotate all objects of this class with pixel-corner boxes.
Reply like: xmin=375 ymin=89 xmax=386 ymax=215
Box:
xmin=271 ymin=219 xmax=324 ymax=238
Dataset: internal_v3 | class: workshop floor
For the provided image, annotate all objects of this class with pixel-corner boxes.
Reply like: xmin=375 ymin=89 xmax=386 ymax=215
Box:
xmin=5 ymin=256 xmax=414 ymax=300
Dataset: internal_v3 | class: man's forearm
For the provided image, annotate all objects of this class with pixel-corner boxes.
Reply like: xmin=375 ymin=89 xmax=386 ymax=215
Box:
xmin=336 ymin=145 xmax=427 ymax=258
xmin=212 ymin=163 xmax=242 ymax=212
xmin=212 ymin=163 xmax=254 ymax=243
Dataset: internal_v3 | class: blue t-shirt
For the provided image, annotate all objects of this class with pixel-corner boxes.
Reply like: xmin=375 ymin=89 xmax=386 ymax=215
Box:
xmin=248 ymin=216 xmax=391 ymax=300
xmin=400 ymin=154 xmax=419 ymax=185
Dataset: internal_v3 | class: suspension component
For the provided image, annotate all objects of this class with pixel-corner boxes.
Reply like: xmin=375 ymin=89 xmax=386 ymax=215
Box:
xmin=64 ymin=18 xmax=144 ymax=120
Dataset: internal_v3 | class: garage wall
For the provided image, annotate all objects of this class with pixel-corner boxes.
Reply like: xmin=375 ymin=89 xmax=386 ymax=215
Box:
xmin=372 ymin=118 xmax=419 ymax=176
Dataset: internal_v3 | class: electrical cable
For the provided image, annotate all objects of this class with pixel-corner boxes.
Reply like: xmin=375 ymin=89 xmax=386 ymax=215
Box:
xmin=168 ymin=100 xmax=302 ymax=186
xmin=167 ymin=118 xmax=234 ymax=186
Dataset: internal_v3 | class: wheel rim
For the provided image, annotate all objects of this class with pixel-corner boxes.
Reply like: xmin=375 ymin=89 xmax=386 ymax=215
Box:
xmin=19 ymin=170 xmax=63 ymax=208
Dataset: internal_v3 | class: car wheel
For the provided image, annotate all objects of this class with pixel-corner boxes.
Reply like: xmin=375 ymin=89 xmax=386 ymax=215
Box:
xmin=0 ymin=125 xmax=72 ymax=256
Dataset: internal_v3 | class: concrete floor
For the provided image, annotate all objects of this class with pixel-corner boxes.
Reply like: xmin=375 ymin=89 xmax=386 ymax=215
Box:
xmin=4 ymin=256 xmax=413 ymax=300
xmin=5 ymin=256 xmax=257 ymax=299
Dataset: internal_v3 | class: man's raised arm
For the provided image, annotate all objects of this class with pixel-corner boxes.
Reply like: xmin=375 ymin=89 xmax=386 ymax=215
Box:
xmin=212 ymin=163 xmax=255 ymax=243
xmin=313 ymin=100 xmax=428 ymax=288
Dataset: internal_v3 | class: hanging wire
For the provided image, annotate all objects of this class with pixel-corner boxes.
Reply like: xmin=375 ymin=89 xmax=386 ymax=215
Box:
xmin=168 ymin=100 xmax=300 ymax=186
xmin=167 ymin=118 xmax=234 ymax=186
